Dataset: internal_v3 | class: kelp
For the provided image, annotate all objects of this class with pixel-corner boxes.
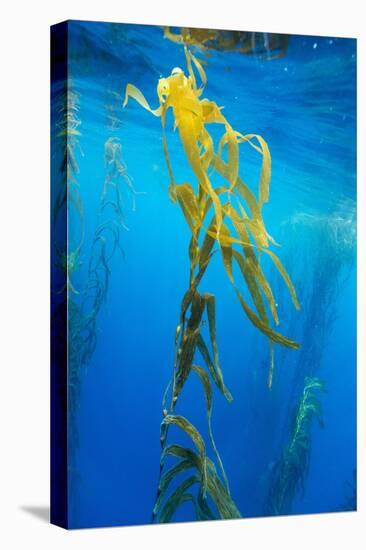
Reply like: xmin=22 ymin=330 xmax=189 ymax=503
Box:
xmin=124 ymin=47 xmax=299 ymax=377
xmin=53 ymin=84 xmax=84 ymax=296
xmin=154 ymin=439 xmax=241 ymax=523
xmin=267 ymin=377 xmax=325 ymax=515
xmin=52 ymin=80 xmax=142 ymax=519
xmin=261 ymin=208 xmax=356 ymax=516
xmin=81 ymin=137 xmax=132 ymax=348
xmin=286 ymin=209 xmax=355 ymax=397
xmin=163 ymin=27 xmax=289 ymax=59
xmin=51 ymin=83 xmax=86 ymax=523
xmin=103 ymin=137 xmax=145 ymax=214
xmin=124 ymin=45 xmax=299 ymax=523
xmin=72 ymin=134 xmax=141 ymax=372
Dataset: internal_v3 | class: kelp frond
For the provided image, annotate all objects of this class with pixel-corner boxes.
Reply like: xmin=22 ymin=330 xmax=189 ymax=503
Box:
xmin=124 ymin=46 xmax=300 ymax=387
xmin=124 ymin=45 xmax=300 ymax=523
xmin=154 ymin=418 xmax=241 ymax=523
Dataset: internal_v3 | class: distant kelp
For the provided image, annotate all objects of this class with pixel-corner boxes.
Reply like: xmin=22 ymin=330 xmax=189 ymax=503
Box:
xmin=267 ymin=377 xmax=325 ymax=515
xmin=124 ymin=46 xmax=299 ymax=522
xmin=163 ymin=27 xmax=289 ymax=59
xmin=261 ymin=206 xmax=355 ymax=516
xmin=284 ymin=206 xmax=356 ymax=397
xmin=53 ymin=84 xmax=84 ymax=296
xmin=103 ymin=137 xmax=145 ymax=214
xmin=81 ymin=136 xmax=142 ymax=365
xmin=52 ymin=77 xmax=142 ymax=521
xmin=52 ymin=82 xmax=86 ymax=522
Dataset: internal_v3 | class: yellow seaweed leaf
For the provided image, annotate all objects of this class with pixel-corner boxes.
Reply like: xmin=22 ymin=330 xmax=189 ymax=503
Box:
xmin=264 ymin=249 xmax=301 ymax=310
xmin=235 ymin=288 xmax=299 ymax=349
xmin=232 ymin=249 xmax=270 ymax=325
xmin=236 ymin=133 xmax=271 ymax=206
xmin=175 ymin=183 xmax=201 ymax=234
xmin=217 ymin=223 xmax=234 ymax=282
xmin=185 ymin=46 xmax=207 ymax=90
xmin=217 ymin=127 xmax=239 ymax=191
xmin=123 ymin=83 xmax=162 ymax=116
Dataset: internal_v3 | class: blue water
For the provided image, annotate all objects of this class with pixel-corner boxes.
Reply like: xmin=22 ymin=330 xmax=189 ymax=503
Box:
xmin=52 ymin=20 xmax=356 ymax=528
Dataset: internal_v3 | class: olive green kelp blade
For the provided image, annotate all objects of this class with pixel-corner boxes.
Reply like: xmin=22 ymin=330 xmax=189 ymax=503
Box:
xmin=155 ymin=440 xmax=241 ymax=523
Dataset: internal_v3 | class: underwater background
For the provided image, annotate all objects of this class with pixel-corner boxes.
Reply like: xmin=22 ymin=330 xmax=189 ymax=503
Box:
xmin=51 ymin=20 xmax=356 ymax=528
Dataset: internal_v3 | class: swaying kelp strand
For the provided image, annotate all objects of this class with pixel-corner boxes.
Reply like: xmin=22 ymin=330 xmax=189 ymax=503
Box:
xmin=124 ymin=46 xmax=299 ymax=523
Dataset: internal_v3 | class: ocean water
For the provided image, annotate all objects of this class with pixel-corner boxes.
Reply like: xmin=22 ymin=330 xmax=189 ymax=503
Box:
xmin=51 ymin=21 xmax=356 ymax=529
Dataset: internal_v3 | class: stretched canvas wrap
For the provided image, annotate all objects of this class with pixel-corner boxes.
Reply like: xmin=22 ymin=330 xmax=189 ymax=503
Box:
xmin=50 ymin=20 xmax=357 ymax=529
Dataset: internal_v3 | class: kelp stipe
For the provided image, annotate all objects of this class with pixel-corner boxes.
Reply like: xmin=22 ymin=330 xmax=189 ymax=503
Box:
xmin=124 ymin=47 xmax=300 ymax=522
xmin=266 ymin=377 xmax=325 ymax=515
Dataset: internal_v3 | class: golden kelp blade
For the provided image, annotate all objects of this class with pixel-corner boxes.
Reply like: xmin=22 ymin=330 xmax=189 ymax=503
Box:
xmin=236 ymin=133 xmax=271 ymax=206
xmin=235 ymin=288 xmax=299 ymax=349
xmin=175 ymin=182 xmax=201 ymax=233
xmin=184 ymin=46 xmax=207 ymax=90
xmin=232 ymin=249 xmax=271 ymax=325
xmin=216 ymin=225 xmax=299 ymax=348
xmin=123 ymin=83 xmax=162 ymax=116
xmin=264 ymin=249 xmax=301 ymax=310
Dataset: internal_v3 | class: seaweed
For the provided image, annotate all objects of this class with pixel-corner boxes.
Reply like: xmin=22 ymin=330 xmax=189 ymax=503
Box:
xmin=52 ymin=78 xmax=143 ymax=521
xmin=53 ymin=84 xmax=84 ymax=296
xmin=260 ymin=207 xmax=356 ymax=514
xmin=163 ymin=27 xmax=289 ymax=59
xmin=267 ymin=377 xmax=325 ymax=515
xmin=124 ymin=46 xmax=299 ymax=522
